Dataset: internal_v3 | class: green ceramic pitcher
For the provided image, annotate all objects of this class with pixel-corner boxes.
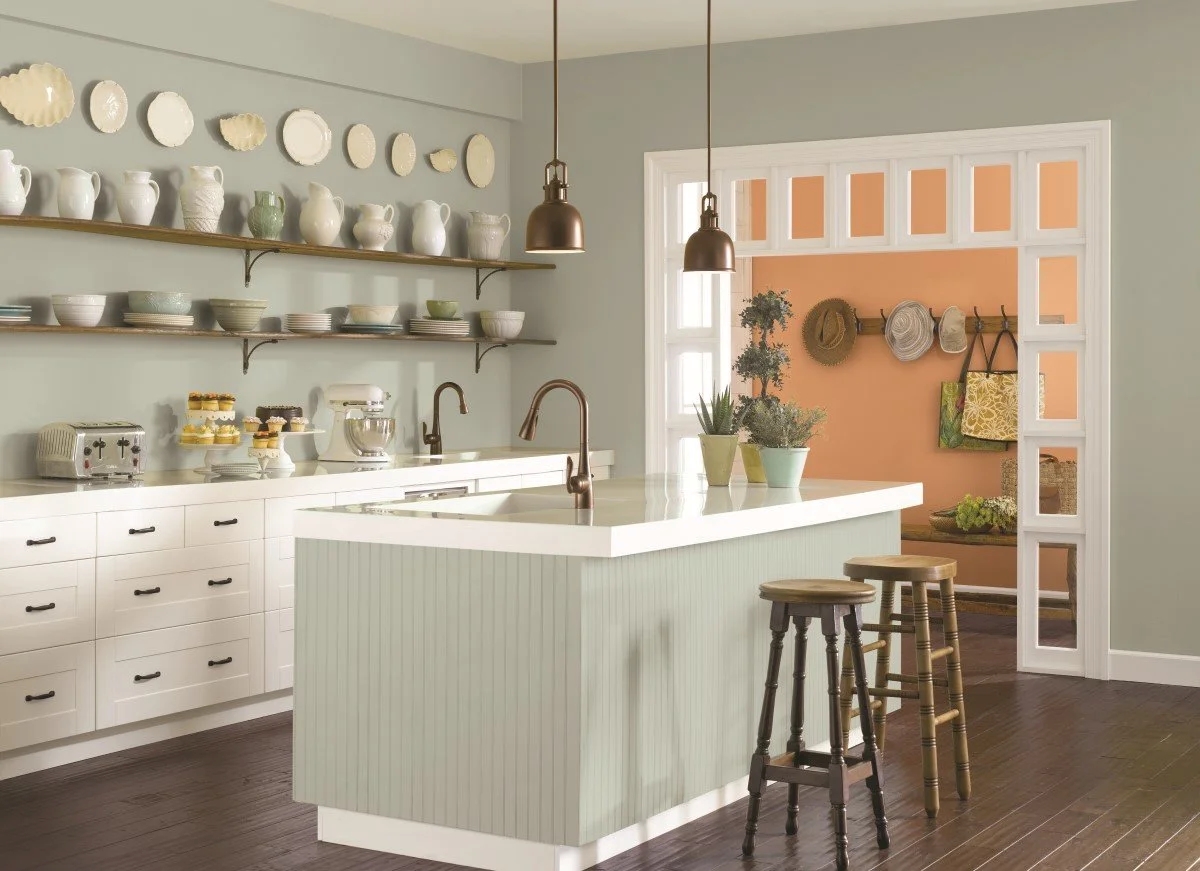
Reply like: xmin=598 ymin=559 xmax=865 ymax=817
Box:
xmin=248 ymin=190 xmax=285 ymax=240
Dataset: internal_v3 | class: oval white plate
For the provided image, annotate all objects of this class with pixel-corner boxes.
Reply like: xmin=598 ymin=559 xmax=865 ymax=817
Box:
xmin=89 ymin=80 xmax=127 ymax=134
xmin=390 ymin=132 xmax=416 ymax=177
xmin=465 ymin=133 xmax=495 ymax=188
xmin=346 ymin=123 xmax=376 ymax=169
xmin=220 ymin=113 xmax=267 ymax=151
xmin=147 ymin=91 xmax=194 ymax=147
xmin=0 ymin=63 xmax=75 ymax=128
xmin=283 ymin=109 xmax=332 ymax=166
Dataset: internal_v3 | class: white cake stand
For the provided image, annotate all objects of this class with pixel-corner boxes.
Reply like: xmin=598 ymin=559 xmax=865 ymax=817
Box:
xmin=178 ymin=440 xmax=244 ymax=472
xmin=248 ymin=429 xmax=323 ymax=472
xmin=187 ymin=408 xmax=237 ymax=423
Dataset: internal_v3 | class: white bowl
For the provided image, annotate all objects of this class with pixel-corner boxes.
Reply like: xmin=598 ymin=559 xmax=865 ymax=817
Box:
xmin=480 ymin=313 xmax=525 ymax=341
xmin=347 ymin=304 xmax=399 ymax=326
xmin=209 ymin=298 xmax=268 ymax=309
xmin=54 ymin=302 xmax=105 ymax=328
xmin=479 ymin=310 xmax=525 ymax=321
xmin=211 ymin=307 xmax=263 ymax=332
xmin=52 ymin=294 xmax=106 ymax=306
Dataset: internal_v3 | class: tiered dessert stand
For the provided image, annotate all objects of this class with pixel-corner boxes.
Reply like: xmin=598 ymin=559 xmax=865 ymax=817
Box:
xmin=247 ymin=428 xmax=324 ymax=472
xmin=177 ymin=408 xmax=244 ymax=472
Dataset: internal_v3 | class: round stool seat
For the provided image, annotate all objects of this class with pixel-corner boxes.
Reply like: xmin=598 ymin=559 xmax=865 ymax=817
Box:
xmin=760 ymin=579 xmax=876 ymax=605
xmin=844 ymin=555 xmax=957 ymax=584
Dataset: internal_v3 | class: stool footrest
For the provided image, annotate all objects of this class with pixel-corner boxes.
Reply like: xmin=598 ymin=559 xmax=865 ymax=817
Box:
xmin=887 ymin=672 xmax=948 ymax=688
xmin=863 ymin=622 xmax=915 ymax=634
xmin=930 ymin=646 xmax=955 ymax=661
xmin=869 ymin=687 xmax=919 ymax=700
xmin=764 ymin=751 xmax=873 ymax=789
xmin=860 ymin=639 xmax=887 ymax=654
xmin=849 ymin=700 xmax=884 ymax=720
xmin=934 ymin=709 xmax=961 ymax=727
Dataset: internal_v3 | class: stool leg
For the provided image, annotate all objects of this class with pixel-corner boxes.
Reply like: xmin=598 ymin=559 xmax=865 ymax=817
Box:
xmin=940 ymin=575 xmax=972 ymax=801
xmin=743 ymin=602 xmax=789 ymax=857
xmin=870 ymin=578 xmax=896 ymax=750
xmin=838 ymin=636 xmax=855 ymax=751
xmin=912 ymin=580 xmax=940 ymax=818
xmin=785 ymin=616 xmax=810 ymax=837
xmin=847 ymin=606 xmax=890 ymax=850
xmin=823 ymin=607 xmax=850 ymax=871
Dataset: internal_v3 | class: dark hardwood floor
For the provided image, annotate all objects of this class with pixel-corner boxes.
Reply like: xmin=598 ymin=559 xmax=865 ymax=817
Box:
xmin=1 ymin=614 xmax=1198 ymax=870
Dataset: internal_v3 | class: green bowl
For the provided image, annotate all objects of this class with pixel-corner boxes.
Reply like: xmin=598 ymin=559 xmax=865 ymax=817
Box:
xmin=426 ymin=300 xmax=459 ymax=319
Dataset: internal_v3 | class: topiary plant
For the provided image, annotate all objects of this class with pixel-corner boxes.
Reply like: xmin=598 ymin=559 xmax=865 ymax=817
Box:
xmin=734 ymin=288 xmax=794 ymax=421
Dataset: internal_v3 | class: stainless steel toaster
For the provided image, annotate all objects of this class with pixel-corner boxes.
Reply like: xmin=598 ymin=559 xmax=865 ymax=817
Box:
xmin=36 ymin=421 xmax=146 ymax=479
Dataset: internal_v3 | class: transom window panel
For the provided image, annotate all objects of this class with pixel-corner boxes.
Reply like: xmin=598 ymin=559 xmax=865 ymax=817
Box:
xmin=909 ymin=168 xmax=948 ymax=235
xmin=1030 ymin=446 xmax=1079 ymax=519
xmin=732 ymin=177 xmax=768 ymax=243
xmin=789 ymin=175 xmax=825 ymax=240
xmin=1038 ymin=255 xmax=1080 ymax=327
xmin=1035 ymin=538 xmax=1080 ymax=651
xmin=972 ymin=164 xmax=1013 ymax=233
xmin=1038 ymin=160 xmax=1079 ymax=231
xmin=849 ymin=171 xmax=886 ymax=238
xmin=672 ymin=269 xmax=714 ymax=330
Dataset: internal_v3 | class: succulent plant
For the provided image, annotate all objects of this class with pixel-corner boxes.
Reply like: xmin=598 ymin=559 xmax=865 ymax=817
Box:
xmin=696 ymin=385 xmax=738 ymax=436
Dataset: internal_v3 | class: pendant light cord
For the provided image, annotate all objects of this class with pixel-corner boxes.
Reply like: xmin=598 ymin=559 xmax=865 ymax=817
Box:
xmin=553 ymin=0 xmax=560 ymax=163
xmin=706 ymin=0 xmax=712 ymax=196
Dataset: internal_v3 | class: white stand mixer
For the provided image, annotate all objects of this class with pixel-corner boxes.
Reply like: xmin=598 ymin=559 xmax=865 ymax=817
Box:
xmin=320 ymin=383 xmax=393 ymax=464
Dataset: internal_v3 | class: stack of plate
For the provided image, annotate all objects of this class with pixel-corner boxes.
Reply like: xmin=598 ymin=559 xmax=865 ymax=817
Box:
xmin=210 ymin=462 xmax=261 ymax=478
xmin=409 ymin=317 xmax=470 ymax=337
xmin=341 ymin=323 xmax=405 ymax=335
xmin=0 ymin=305 xmax=33 ymax=325
xmin=124 ymin=312 xmax=195 ymax=330
xmin=285 ymin=313 xmax=333 ymax=333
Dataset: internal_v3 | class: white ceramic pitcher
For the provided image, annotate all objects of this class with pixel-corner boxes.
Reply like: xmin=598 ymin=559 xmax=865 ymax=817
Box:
xmin=466 ymin=211 xmax=511 ymax=261
xmin=0 ymin=150 xmax=31 ymax=217
xmin=300 ymin=182 xmax=344 ymax=247
xmin=411 ymin=199 xmax=451 ymax=256
xmin=117 ymin=171 xmax=160 ymax=226
xmin=179 ymin=165 xmax=224 ymax=233
xmin=353 ymin=203 xmax=395 ymax=251
xmin=57 ymin=167 xmax=101 ymax=220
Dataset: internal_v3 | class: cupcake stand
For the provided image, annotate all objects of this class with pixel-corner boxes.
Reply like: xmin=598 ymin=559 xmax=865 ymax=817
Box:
xmin=248 ymin=429 xmax=324 ymax=473
xmin=177 ymin=409 xmax=245 ymax=473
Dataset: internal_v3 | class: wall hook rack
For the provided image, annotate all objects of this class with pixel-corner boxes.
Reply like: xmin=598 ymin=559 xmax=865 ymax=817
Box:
xmin=243 ymin=248 xmax=282 ymax=287
xmin=474 ymin=267 xmax=508 ymax=300
xmin=1000 ymin=304 xmax=1010 ymax=330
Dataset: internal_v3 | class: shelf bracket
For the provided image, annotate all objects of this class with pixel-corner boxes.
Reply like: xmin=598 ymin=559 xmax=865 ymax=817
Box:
xmin=474 ymin=341 xmax=510 ymax=373
xmin=242 ymin=338 xmax=280 ymax=374
xmin=243 ymin=248 xmax=282 ymax=287
xmin=474 ymin=267 xmax=508 ymax=300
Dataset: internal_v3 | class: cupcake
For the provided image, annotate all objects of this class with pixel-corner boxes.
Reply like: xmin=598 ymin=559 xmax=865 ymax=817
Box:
xmin=180 ymin=423 xmax=199 ymax=444
xmin=266 ymin=434 xmax=280 ymax=449
xmin=242 ymin=416 xmax=262 ymax=434
xmin=187 ymin=392 xmax=202 ymax=411
xmin=218 ymin=392 xmax=236 ymax=412
xmin=215 ymin=425 xmax=240 ymax=445
xmin=266 ymin=416 xmax=287 ymax=434
xmin=195 ymin=426 xmax=215 ymax=445
xmin=252 ymin=433 xmax=269 ymax=449
xmin=201 ymin=392 xmax=220 ymax=412
xmin=288 ymin=416 xmax=310 ymax=432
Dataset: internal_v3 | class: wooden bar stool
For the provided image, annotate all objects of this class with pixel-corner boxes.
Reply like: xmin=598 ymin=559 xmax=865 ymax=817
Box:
xmin=743 ymin=579 xmax=890 ymax=871
xmin=839 ymin=555 xmax=971 ymax=819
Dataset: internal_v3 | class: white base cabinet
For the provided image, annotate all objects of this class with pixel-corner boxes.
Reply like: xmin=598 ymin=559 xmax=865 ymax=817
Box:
xmin=264 ymin=608 xmax=294 ymax=692
xmin=0 ymin=641 xmax=95 ymax=752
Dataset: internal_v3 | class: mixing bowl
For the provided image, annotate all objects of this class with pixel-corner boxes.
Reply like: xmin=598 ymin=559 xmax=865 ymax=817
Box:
xmin=426 ymin=299 xmax=459 ymax=320
xmin=128 ymin=291 xmax=191 ymax=315
xmin=345 ymin=416 xmax=396 ymax=457
xmin=347 ymin=304 xmax=398 ymax=325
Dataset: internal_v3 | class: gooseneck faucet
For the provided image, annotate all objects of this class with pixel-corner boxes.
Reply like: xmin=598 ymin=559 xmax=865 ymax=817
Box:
xmin=422 ymin=381 xmax=468 ymax=456
xmin=518 ymin=379 xmax=593 ymax=510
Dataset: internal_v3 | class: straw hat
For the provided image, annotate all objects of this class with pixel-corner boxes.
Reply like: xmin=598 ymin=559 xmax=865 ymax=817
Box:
xmin=884 ymin=300 xmax=935 ymax=362
xmin=939 ymin=305 xmax=969 ymax=354
xmin=802 ymin=298 xmax=857 ymax=366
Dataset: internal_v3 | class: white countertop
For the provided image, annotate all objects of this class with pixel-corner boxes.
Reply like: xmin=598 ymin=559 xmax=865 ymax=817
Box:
xmin=293 ymin=475 xmax=922 ymax=558
xmin=0 ymin=448 xmax=614 ymax=520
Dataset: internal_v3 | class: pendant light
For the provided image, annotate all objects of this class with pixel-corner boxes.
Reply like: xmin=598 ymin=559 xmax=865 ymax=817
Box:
xmin=526 ymin=0 xmax=585 ymax=253
xmin=683 ymin=0 xmax=734 ymax=273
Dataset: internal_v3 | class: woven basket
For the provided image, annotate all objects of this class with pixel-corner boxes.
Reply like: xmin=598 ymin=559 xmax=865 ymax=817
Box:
xmin=930 ymin=508 xmax=991 ymax=535
xmin=1002 ymin=454 xmax=1077 ymax=515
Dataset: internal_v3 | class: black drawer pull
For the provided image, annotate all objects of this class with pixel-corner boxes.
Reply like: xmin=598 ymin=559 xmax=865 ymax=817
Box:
xmin=128 ymin=526 xmax=157 ymax=535
xmin=207 ymin=577 xmax=233 ymax=587
xmin=134 ymin=587 xmax=161 ymax=596
xmin=25 ymin=691 xmax=56 ymax=702
xmin=133 ymin=671 xmax=161 ymax=683
xmin=26 ymin=536 xmax=57 ymax=546
xmin=208 ymin=657 xmax=233 ymax=667
xmin=25 ymin=602 xmax=56 ymax=613
xmin=212 ymin=519 xmax=239 ymax=527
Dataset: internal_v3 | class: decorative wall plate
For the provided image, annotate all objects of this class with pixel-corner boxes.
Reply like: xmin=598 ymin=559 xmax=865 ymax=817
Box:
xmin=0 ymin=63 xmax=75 ymax=128
xmin=220 ymin=113 xmax=267 ymax=152
xmin=390 ymin=132 xmax=416 ymax=176
xmin=147 ymin=91 xmax=194 ymax=147
xmin=89 ymin=80 xmax=127 ymax=134
xmin=283 ymin=109 xmax=332 ymax=166
xmin=346 ymin=123 xmax=376 ymax=169
xmin=465 ymin=133 xmax=495 ymax=188
xmin=428 ymin=148 xmax=458 ymax=173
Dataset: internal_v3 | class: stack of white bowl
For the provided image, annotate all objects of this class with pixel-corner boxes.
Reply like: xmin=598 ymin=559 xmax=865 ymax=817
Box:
xmin=210 ymin=298 xmax=268 ymax=332
xmin=285 ymin=312 xmax=333 ymax=333
xmin=53 ymin=294 xmax=106 ymax=328
xmin=479 ymin=310 xmax=525 ymax=340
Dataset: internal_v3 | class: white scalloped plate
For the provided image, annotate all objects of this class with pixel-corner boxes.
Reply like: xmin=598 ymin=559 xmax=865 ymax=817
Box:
xmin=390 ymin=132 xmax=416 ymax=177
xmin=89 ymin=80 xmax=127 ymax=134
xmin=428 ymin=148 xmax=457 ymax=173
xmin=0 ymin=63 xmax=75 ymax=128
xmin=283 ymin=109 xmax=332 ymax=166
xmin=220 ymin=113 xmax=267 ymax=152
xmin=465 ymin=133 xmax=495 ymax=188
xmin=347 ymin=123 xmax=376 ymax=169
xmin=147 ymin=91 xmax=194 ymax=147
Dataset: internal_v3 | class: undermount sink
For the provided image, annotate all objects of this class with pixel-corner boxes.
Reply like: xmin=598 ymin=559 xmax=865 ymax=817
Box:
xmin=371 ymin=491 xmax=583 ymax=517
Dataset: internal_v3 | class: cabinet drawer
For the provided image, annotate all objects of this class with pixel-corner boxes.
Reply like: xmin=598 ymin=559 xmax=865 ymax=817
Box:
xmin=265 ymin=493 xmax=338 ymax=539
xmin=264 ymin=608 xmax=294 ymax=692
xmin=0 ymin=561 xmax=96 ymax=655
xmin=264 ymin=537 xmax=296 ymax=612
xmin=98 ymin=563 xmax=251 ymax=637
xmin=333 ymin=480 xmax=474 ymax=507
xmin=476 ymin=475 xmax=524 ymax=494
xmin=0 ymin=514 xmax=95 ymax=570
xmin=97 ymin=507 xmax=185 ymax=557
xmin=96 ymin=615 xmax=263 ymax=729
xmin=592 ymin=465 xmax=612 ymax=481
xmin=0 ymin=642 xmax=95 ymax=752
xmin=521 ymin=470 xmax=567 ymax=489
xmin=184 ymin=501 xmax=263 ymax=547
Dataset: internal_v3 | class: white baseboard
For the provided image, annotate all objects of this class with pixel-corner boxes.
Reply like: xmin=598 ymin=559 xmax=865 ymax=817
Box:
xmin=319 ymin=732 xmax=860 ymax=871
xmin=1109 ymin=650 xmax=1200 ymax=688
xmin=940 ymin=583 xmax=1069 ymax=602
xmin=0 ymin=690 xmax=293 ymax=781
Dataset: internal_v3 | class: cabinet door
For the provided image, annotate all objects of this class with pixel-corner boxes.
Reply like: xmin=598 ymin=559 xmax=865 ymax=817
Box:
xmin=264 ymin=537 xmax=296 ymax=612
xmin=264 ymin=608 xmax=294 ymax=692
xmin=0 ymin=560 xmax=96 ymax=655
xmin=0 ymin=514 xmax=95 ymax=570
xmin=264 ymin=493 xmax=337 ymax=539
xmin=184 ymin=501 xmax=264 ymax=547
xmin=97 ymin=507 xmax=185 ymax=556
xmin=0 ymin=642 xmax=95 ymax=751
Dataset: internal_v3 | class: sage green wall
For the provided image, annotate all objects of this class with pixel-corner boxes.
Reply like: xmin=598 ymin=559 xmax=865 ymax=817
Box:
xmin=509 ymin=0 xmax=1200 ymax=658
xmin=0 ymin=9 xmax=523 ymax=475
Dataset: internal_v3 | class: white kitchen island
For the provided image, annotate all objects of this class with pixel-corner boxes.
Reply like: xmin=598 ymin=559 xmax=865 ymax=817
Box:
xmin=291 ymin=476 xmax=922 ymax=871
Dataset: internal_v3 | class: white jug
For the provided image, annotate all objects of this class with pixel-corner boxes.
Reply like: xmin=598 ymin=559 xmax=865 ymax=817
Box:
xmin=57 ymin=167 xmax=101 ymax=220
xmin=0 ymin=149 xmax=31 ymax=217
xmin=353 ymin=203 xmax=395 ymax=252
xmin=300 ymin=182 xmax=344 ymax=247
xmin=412 ymin=199 xmax=451 ymax=256
xmin=179 ymin=165 xmax=224 ymax=233
xmin=466 ymin=211 xmax=511 ymax=261
xmin=117 ymin=171 xmax=160 ymax=226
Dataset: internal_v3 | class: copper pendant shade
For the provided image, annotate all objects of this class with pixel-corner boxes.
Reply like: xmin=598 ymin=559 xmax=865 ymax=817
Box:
xmin=683 ymin=0 xmax=734 ymax=273
xmin=526 ymin=0 xmax=585 ymax=254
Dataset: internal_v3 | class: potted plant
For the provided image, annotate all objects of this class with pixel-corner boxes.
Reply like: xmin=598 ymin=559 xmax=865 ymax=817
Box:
xmin=743 ymin=400 xmax=827 ymax=488
xmin=695 ymin=385 xmax=740 ymax=486
xmin=734 ymin=288 xmax=793 ymax=483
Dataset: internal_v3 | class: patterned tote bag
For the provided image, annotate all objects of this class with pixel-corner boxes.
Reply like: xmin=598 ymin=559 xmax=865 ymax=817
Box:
xmin=962 ymin=328 xmax=1044 ymax=442
xmin=938 ymin=331 xmax=1006 ymax=451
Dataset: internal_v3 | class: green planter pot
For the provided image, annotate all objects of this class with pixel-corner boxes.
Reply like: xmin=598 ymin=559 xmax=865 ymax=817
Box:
xmin=698 ymin=434 xmax=739 ymax=487
xmin=759 ymin=446 xmax=810 ymax=489
xmin=740 ymin=443 xmax=766 ymax=484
